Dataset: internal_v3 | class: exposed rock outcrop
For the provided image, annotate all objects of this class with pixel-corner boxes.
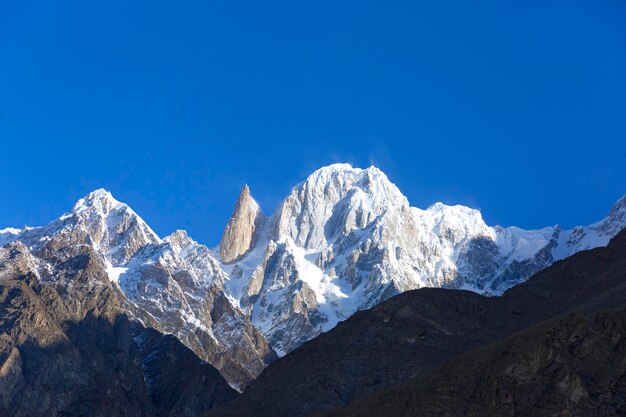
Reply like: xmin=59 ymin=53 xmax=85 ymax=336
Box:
xmin=219 ymin=185 xmax=265 ymax=263
xmin=220 ymin=164 xmax=626 ymax=355
xmin=207 ymin=229 xmax=626 ymax=417
xmin=318 ymin=311 xmax=626 ymax=417
xmin=1 ymin=165 xmax=625 ymax=382
xmin=0 ymin=241 xmax=237 ymax=417
xmin=0 ymin=189 xmax=276 ymax=389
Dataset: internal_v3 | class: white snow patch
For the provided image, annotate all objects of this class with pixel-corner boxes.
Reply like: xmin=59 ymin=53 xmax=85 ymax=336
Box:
xmin=105 ymin=262 xmax=129 ymax=284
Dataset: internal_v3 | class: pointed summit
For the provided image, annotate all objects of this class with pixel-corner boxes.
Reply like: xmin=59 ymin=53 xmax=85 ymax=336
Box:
xmin=72 ymin=188 xmax=125 ymax=214
xmin=219 ymin=185 xmax=265 ymax=263
xmin=66 ymin=188 xmax=160 ymax=263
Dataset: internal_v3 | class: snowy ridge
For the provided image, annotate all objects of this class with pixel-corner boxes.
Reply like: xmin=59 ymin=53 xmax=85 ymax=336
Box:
xmin=0 ymin=189 xmax=275 ymax=387
xmin=218 ymin=164 xmax=626 ymax=354
xmin=2 ymin=165 xmax=625 ymax=366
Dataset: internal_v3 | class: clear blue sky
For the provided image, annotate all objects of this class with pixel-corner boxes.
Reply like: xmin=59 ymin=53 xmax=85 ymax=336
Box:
xmin=1 ymin=0 xmax=625 ymax=245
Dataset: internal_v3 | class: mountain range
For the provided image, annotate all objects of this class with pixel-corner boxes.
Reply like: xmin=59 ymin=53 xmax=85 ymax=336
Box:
xmin=210 ymin=227 xmax=626 ymax=416
xmin=0 ymin=237 xmax=237 ymax=417
xmin=1 ymin=163 xmax=625 ymax=392
xmin=217 ymin=164 xmax=626 ymax=354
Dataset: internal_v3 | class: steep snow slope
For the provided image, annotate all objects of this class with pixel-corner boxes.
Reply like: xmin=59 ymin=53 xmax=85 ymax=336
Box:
xmin=2 ymin=165 xmax=624 ymax=362
xmin=0 ymin=189 xmax=275 ymax=388
xmin=219 ymin=164 xmax=626 ymax=354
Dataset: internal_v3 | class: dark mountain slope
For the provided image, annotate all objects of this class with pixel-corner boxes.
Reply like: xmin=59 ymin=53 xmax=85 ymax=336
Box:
xmin=318 ymin=310 xmax=626 ymax=417
xmin=0 ymin=241 xmax=237 ymax=417
xmin=208 ymin=290 xmax=495 ymax=417
xmin=208 ymin=228 xmax=626 ymax=417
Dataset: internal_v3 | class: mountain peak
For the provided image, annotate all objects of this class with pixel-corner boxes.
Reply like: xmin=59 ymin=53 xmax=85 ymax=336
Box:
xmin=64 ymin=188 xmax=161 ymax=263
xmin=294 ymin=164 xmax=396 ymax=197
xmin=165 ymin=229 xmax=195 ymax=252
xmin=219 ymin=185 xmax=265 ymax=263
xmin=72 ymin=188 xmax=125 ymax=214
xmin=309 ymin=163 xmax=382 ymax=174
xmin=234 ymin=184 xmax=259 ymax=212
xmin=316 ymin=163 xmax=358 ymax=173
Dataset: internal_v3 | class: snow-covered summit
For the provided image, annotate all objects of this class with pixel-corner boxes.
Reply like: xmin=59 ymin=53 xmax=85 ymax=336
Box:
xmin=271 ymin=164 xmax=407 ymax=250
xmin=71 ymin=188 xmax=124 ymax=212
xmin=0 ymin=189 xmax=157 ymax=264
xmin=2 ymin=166 xmax=625 ymax=373
xmin=0 ymin=189 xmax=275 ymax=387
xmin=219 ymin=163 xmax=626 ymax=354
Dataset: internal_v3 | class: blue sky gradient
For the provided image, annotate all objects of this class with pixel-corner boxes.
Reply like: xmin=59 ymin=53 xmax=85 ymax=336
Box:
xmin=1 ymin=0 xmax=625 ymax=245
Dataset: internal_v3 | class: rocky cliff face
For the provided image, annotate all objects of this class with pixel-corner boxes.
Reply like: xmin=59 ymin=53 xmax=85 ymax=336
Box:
xmin=2 ymin=164 xmax=625 ymax=374
xmin=206 ymin=229 xmax=626 ymax=417
xmin=0 ymin=240 xmax=236 ymax=417
xmin=219 ymin=185 xmax=265 ymax=263
xmin=0 ymin=189 xmax=276 ymax=389
xmin=317 ymin=311 xmax=626 ymax=417
xmin=219 ymin=164 xmax=626 ymax=355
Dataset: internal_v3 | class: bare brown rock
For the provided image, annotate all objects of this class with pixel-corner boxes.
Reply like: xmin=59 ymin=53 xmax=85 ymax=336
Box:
xmin=207 ymin=229 xmax=626 ymax=417
xmin=317 ymin=311 xmax=626 ymax=417
xmin=0 ymin=242 xmax=237 ymax=417
xmin=0 ymin=189 xmax=276 ymax=389
xmin=219 ymin=185 xmax=265 ymax=263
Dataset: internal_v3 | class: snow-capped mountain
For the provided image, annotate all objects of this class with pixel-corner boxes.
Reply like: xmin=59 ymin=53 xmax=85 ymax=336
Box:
xmin=0 ymin=189 xmax=275 ymax=389
xmin=218 ymin=164 xmax=626 ymax=354
xmin=1 ymin=163 xmax=625 ymax=367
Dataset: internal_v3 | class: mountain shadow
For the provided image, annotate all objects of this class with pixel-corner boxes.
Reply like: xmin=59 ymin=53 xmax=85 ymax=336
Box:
xmin=0 ymin=247 xmax=237 ymax=417
xmin=206 ymin=228 xmax=626 ymax=417
xmin=317 ymin=309 xmax=626 ymax=417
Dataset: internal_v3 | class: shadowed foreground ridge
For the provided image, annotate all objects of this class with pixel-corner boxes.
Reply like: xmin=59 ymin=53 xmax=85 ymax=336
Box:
xmin=0 ymin=240 xmax=237 ymax=417
xmin=208 ymin=228 xmax=626 ymax=417
xmin=318 ymin=311 xmax=626 ymax=417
